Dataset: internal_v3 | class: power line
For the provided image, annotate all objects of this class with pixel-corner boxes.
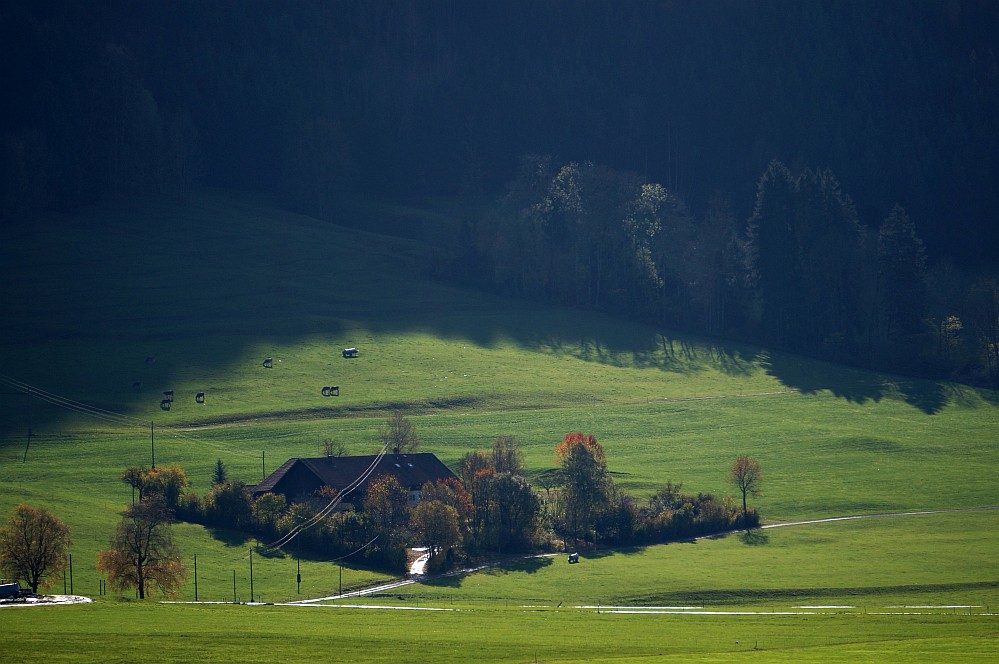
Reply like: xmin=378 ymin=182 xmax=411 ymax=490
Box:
xmin=3 ymin=372 xmax=395 ymax=547
xmin=0 ymin=374 xmax=143 ymax=427
xmin=0 ymin=374 xmax=257 ymax=459
xmin=259 ymin=444 xmax=388 ymax=553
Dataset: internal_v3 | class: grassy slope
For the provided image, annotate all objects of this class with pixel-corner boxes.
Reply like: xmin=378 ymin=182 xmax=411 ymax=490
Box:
xmin=1 ymin=191 xmax=997 ymax=660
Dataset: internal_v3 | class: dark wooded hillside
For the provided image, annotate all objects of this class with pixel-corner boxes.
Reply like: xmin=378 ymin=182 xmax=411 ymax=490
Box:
xmin=3 ymin=1 xmax=997 ymax=261
xmin=3 ymin=1 xmax=997 ymax=381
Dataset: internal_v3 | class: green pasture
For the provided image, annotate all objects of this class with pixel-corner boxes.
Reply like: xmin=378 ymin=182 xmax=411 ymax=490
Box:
xmin=2 ymin=595 xmax=997 ymax=663
xmin=1 ymin=192 xmax=997 ymax=660
xmin=398 ymin=510 xmax=999 ymax=610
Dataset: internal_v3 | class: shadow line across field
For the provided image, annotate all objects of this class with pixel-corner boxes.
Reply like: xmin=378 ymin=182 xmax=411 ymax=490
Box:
xmin=1 ymin=192 xmax=990 ymax=448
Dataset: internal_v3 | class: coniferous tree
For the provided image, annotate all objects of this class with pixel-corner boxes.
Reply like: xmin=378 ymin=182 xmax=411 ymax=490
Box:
xmin=793 ymin=168 xmax=864 ymax=356
xmin=211 ymin=459 xmax=227 ymax=487
xmin=966 ymin=278 xmax=999 ymax=386
xmin=746 ymin=160 xmax=799 ymax=346
xmin=877 ymin=205 xmax=928 ymax=367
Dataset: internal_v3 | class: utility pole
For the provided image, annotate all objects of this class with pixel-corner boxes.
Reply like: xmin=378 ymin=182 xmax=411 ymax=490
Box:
xmin=150 ymin=421 xmax=155 ymax=469
xmin=23 ymin=407 xmax=33 ymax=462
xmin=249 ymin=548 xmax=254 ymax=603
xmin=193 ymin=554 xmax=198 ymax=602
xmin=0 ymin=391 xmax=34 ymax=461
xmin=261 ymin=450 xmax=266 ymax=481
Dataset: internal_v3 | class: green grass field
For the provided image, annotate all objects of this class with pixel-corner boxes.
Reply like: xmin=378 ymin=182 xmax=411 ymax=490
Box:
xmin=1 ymin=192 xmax=997 ymax=661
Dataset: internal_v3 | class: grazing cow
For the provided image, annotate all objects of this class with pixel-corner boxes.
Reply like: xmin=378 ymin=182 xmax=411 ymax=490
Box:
xmin=342 ymin=347 xmax=358 ymax=358
xmin=160 ymin=399 xmax=171 ymax=411
xmin=163 ymin=390 xmax=174 ymax=401
xmin=263 ymin=357 xmax=273 ymax=368
xmin=330 ymin=385 xmax=339 ymax=396
xmin=196 ymin=392 xmax=205 ymax=404
xmin=568 ymin=552 xmax=580 ymax=564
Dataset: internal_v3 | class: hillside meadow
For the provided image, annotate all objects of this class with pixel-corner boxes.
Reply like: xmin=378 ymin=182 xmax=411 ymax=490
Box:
xmin=1 ymin=192 xmax=997 ymax=661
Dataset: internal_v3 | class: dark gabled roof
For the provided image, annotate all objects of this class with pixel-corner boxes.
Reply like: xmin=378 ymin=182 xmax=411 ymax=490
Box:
xmin=252 ymin=457 xmax=299 ymax=495
xmin=252 ymin=453 xmax=455 ymax=497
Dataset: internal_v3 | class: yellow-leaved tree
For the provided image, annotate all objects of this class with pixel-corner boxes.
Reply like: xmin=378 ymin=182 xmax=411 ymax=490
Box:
xmin=97 ymin=498 xmax=188 ymax=599
xmin=0 ymin=504 xmax=71 ymax=594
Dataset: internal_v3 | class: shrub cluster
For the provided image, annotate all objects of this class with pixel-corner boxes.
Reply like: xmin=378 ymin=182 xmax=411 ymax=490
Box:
xmin=126 ymin=435 xmax=759 ymax=573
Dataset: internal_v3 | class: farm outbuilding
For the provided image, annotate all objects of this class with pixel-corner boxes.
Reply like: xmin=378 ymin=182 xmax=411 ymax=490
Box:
xmin=251 ymin=453 xmax=455 ymax=507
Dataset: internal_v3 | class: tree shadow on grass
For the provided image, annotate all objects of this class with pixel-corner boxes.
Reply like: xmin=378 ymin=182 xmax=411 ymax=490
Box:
xmin=570 ymin=545 xmax=645 ymax=560
xmin=253 ymin=545 xmax=287 ymax=559
xmin=421 ymin=554 xmax=555 ymax=589
xmin=738 ymin=528 xmax=770 ymax=546
xmin=474 ymin=555 xmax=555 ymax=576
xmin=5 ymin=191 xmax=980 ymax=451
xmin=760 ymin=351 xmax=950 ymax=414
xmin=420 ymin=574 xmax=463 ymax=588
xmin=523 ymin=324 xmax=759 ymax=379
xmin=207 ymin=527 xmax=251 ymax=547
xmin=892 ymin=379 xmax=950 ymax=415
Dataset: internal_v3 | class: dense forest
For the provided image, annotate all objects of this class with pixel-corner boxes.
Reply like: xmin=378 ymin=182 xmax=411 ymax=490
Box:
xmin=3 ymin=1 xmax=997 ymax=382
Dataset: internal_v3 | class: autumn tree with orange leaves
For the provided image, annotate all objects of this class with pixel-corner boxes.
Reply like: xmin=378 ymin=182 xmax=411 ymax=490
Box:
xmin=421 ymin=476 xmax=474 ymax=538
xmin=457 ymin=437 xmax=540 ymax=554
xmin=97 ymin=498 xmax=187 ymax=599
xmin=363 ymin=474 xmax=410 ymax=531
xmin=554 ymin=433 xmax=612 ymax=547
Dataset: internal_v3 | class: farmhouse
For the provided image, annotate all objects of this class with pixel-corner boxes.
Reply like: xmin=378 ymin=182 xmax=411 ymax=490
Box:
xmin=251 ymin=453 xmax=455 ymax=507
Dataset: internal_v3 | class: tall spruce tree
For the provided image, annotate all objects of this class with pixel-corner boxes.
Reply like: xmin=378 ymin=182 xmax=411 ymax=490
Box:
xmin=746 ymin=160 xmax=800 ymax=346
xmin=211 ymin=459 xmax=227 ymax=487
xmin=877 ymin=205 xmax=928 ymax=367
